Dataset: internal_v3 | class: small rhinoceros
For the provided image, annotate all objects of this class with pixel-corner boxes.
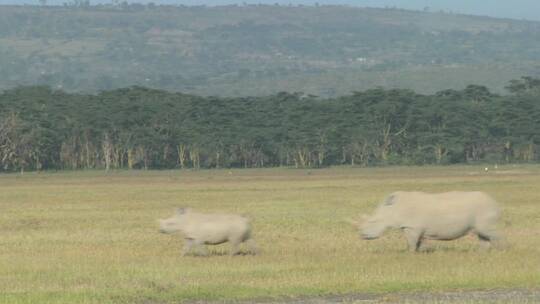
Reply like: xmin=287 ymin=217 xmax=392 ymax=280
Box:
xmin=159 ymin=208 xmax=257 ymax=256
xmin=351 ymin=191 xmax=501 ymax=252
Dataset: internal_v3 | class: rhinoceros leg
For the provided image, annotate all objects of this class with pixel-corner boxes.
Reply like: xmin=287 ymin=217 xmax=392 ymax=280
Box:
xmin=403 ymin=228 xmax=423 ymax=252
xmin=476 ymin=229 xmax=499 ymax=250
xmin=246 ymin=239 xmax=258 ymax=255
xmin=474 ymin=211 xmax=501 ymax=249
xmin=228 ymin=238 xmax=257 ymax=256
xmin=182 ymin=239 xmax=194 ymax=256
xmin=229 ymin=241 xmax=240 ymax=256
xmin=477 ymin=234 xmax=493 ymax=250
xmin=186 ymin=239 xmax=208 ymax=256
xmin=196 ymin=242 xmax=209 ymax=256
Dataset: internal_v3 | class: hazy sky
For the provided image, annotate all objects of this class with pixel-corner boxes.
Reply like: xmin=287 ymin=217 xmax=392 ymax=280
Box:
xmin=1 ymin=0 xmax=539 ymax=21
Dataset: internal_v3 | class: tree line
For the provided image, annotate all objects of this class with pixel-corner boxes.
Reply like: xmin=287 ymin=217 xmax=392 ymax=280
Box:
xmin=1 ymin=77 xmax=540 ymax=172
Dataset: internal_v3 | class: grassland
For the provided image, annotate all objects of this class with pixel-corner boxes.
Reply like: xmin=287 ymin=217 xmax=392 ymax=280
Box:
xmin=0 ymin=165 xmax=539 ymax=303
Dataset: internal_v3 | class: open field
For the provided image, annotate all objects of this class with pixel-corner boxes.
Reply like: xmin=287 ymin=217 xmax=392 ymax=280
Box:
xmin=1 ymin=165 xmax=539 ymax=303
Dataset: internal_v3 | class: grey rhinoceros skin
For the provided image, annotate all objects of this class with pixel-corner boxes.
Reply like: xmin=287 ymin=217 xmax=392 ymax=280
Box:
xmin=358 ymin=191 xmax=501 ymax=251
xmin=159 ymin=208 xmax=257 ymax=256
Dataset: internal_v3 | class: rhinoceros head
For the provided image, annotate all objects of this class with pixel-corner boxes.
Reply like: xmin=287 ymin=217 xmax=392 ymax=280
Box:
xmin=158 ymin=208 xmax=191 ymax=233
xmin=361 ymin=204 xmax=396 ymax=240
xmin=360 ymin=194 xmax=398 ymax=239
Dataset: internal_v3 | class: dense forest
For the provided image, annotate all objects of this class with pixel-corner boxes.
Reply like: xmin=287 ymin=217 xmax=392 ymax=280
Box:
xmin=1 ymin=4 xmax=540 ymax=96
xmin=1 ymin=77 xmax=540 ymax=172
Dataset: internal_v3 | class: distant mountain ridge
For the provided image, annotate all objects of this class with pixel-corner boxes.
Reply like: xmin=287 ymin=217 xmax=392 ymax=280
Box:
xmin=0 ymin=4 xmax=539 ymax=96
xmin=3 ymin=0 xmax=540 ymax=22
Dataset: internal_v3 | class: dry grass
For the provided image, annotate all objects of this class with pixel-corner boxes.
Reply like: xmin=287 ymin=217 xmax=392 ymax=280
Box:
xmin=0 ymin=165 xmax=539 ymax=303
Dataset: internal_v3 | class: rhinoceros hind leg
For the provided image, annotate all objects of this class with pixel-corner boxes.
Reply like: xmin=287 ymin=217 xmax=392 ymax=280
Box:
xmin=229 ymin=242 xmax=240 ymax=256
xmin=477 ymin=234 xmax=493 ymax=250
xmin=246 ymin=239 xmax=258 ymax=255
xmin=477 ymin=230 xmax=499 ymax=250
xmin=475 ymin=222 xmax=500 ymax=250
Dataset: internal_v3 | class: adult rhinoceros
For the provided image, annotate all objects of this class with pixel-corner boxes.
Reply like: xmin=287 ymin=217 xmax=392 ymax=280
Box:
xmin=353 ymin=191 xmax=501 ymax=251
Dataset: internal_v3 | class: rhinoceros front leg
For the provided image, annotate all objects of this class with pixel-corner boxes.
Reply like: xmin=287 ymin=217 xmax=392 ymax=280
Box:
xmin=182 ymin=239 xmax=208 ymax=256
xmin=403 ymin=228 xmax=423 ymax=252
xmin=195 ymin=241 xmax=209 ymax=256
xmin=182 ymin=238 xmax=194 ymax=256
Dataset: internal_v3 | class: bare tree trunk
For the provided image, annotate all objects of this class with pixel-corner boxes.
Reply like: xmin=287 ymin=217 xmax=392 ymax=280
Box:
xmin=163 ymin=144 xmax=170 ymax=167
xmin=435 ymin=144 xmax=447 ymax=164
xmin=239 ymin=143 xmax=250 ymax=168
xmin=259 ymin=149 xmax=264 ymax=167
xmin=286 ymin=151 xmax=291 ymax=167
xmin=119 ymin=148 xmax=125 ymax=169
xmin=295 ymin=147 xmax=310 ymax=168
xmin=85 ymin=139 xmax=92 ymax=169
xmin=189 ymin=146 xmax=200 ymax=170
xmin=317 ymin=151 xmax=324 ymax=167
xmin=127 ymin=148 xmax=134 ymax=169
xmin=137 ymin=146 xmax=149 ymax=170
xmin=380 ymin=124 xmax=391 ymax=161
xmin=112 ymin=145 xmax=121 ymax=169
xmin=102 ymin=133 xmax=113 ymax=172
xmin=525 ymin=143 xmax=535 ymax=161
xmin=504 ymin=141 xmax=512 ymax=163
xmin=360 ymin=142 xmax=370 ymax=167
xmin=379 ymin=123 xmax=406 ymax=162
xmin=177 ymin=144 xmax=187 ymax=169
xmin=34 ymin=154 xmax=42 ymax=171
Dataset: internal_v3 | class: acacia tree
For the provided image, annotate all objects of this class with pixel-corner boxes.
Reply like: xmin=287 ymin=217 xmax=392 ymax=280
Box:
xmin=355 ymin=89 xmax=414 ymax=163
xmin=0 ymin=113 xmax=38 ymax=173
xmin=2 ymin=78 xmax=540 ymax=171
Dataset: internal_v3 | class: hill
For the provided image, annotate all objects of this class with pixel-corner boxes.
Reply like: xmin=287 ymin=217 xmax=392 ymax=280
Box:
xmin=1 ymin=4 xmax=540 ymax=96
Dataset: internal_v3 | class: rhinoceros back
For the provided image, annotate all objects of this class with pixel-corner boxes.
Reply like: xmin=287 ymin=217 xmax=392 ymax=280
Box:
xmin=390 ymin=191 xmax=499 ymax=240
xmin=180 ymin=212 xmax=251 ymax=245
